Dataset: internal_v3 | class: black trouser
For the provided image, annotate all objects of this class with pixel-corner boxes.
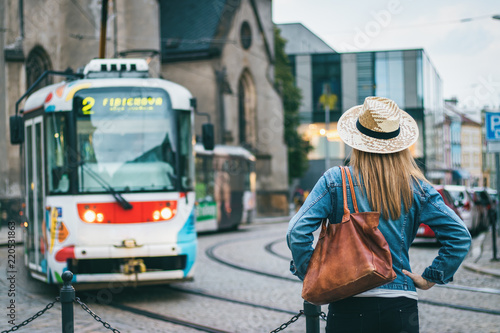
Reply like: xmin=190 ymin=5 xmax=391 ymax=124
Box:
xmin=326 ymin=297 xmax=419 ymax=333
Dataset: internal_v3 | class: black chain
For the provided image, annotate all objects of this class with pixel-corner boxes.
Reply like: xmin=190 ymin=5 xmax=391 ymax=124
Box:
xmin=74 ymin=297 xmax=121 ymax=333
xmin=1 ymin=297 xmax=59 ymax=333
xmin=269 ymin=310 xmax=304 ymax=333
xmin=320 ymin=311 xmax=328 ymax=321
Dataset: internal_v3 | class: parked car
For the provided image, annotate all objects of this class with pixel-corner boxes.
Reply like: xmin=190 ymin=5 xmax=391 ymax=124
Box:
xmin=486 ymin=188 xmax=498 ymax=205
xmin=472 ymin=187 xmax=496 ymax=230
xmin=445 ymin=185 xmax=482 ymax=235
xmin=416 ymin=185 xmax=462 ymax=240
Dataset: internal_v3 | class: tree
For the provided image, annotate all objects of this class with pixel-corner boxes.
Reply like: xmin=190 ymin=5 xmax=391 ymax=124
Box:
xmin=274 ymin=27 xmax=312 ymax=183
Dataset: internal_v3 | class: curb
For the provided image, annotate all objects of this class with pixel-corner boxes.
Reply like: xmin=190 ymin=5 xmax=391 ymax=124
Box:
xmin=462 ymin=231 xmax=500 ymax=278
xmin=462 ymin=262 xmax=500 ymax=278
xmin=254 ymin=216 xmax=291 ymax=224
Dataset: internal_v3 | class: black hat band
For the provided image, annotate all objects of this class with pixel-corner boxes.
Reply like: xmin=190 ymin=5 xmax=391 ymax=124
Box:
xmin=356 ymin=120 xmax=400 ymax=140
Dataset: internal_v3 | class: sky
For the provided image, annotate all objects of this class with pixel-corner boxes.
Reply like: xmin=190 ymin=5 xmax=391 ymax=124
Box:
xmin=272 ymin=0 xmax=500 ymax=115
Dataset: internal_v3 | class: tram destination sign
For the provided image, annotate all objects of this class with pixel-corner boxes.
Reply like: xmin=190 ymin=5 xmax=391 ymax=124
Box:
xmin=485 ymin=112 xmax=500 ymax=153
xmin=75 ymin=87 xmax=168 ymax=116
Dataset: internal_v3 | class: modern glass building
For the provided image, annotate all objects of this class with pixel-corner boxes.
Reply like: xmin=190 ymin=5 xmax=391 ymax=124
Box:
xmin=279 ymin=24 xmax=445 ymax=189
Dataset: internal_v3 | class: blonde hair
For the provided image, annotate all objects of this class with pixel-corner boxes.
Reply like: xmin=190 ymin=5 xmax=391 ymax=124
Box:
xmin=349 ymin=148 xmax=428 ymax=220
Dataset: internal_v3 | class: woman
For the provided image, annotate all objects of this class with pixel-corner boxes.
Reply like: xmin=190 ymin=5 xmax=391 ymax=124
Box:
xmin=287 ymin=97 xmax=471 ymax=333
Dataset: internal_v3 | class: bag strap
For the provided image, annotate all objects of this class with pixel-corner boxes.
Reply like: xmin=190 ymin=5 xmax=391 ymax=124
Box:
xmin=340 ymin=166 xmax=359 ymax=215
xmin=340 ymin=166 xmax=350 ymax=217
xmin=345 ymin=167 xmax=359 ymax=213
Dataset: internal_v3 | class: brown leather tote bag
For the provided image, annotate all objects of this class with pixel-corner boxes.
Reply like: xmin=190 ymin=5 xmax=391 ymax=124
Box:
xmin=301 ymin=166 xmax=397 ymax=305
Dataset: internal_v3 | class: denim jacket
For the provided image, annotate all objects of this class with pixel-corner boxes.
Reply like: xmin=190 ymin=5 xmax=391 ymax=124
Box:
xmin=287 ymin=166 xmax=472 ymax=292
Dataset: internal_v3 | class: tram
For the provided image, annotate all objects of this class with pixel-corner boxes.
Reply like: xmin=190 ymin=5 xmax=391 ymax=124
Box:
xmin=194 ymin=144 xmax=256 ymax=232
xmin=10 ymin=58 xmax=213 ymax=287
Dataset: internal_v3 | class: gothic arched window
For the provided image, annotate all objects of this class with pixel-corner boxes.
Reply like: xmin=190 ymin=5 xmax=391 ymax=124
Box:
xmin=238 ymin=69 xmax=256 ymax=148
xmin=25 ymin=46 xmax=52 ymax=89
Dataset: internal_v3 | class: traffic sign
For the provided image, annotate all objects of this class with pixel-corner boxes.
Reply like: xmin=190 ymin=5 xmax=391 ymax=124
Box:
xmin=485 ymin=112 xmax=500 ymax=141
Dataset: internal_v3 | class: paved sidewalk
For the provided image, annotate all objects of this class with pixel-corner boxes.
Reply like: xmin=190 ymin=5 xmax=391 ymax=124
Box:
xmin=463 ymin=226 xmax=500 ymax=278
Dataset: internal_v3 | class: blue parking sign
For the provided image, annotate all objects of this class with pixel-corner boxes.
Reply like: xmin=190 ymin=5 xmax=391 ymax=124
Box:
xmin=485 ymin=112 xmax=500 ymax=141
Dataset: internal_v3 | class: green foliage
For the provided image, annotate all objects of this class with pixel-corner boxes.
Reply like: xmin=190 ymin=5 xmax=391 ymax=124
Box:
xmin=274 ymin=27 xmax=312 ymax=182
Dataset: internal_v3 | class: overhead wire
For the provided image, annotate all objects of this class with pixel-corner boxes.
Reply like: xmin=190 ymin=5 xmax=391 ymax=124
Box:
xmin=317 ymin=14 xmax=497 ymax=35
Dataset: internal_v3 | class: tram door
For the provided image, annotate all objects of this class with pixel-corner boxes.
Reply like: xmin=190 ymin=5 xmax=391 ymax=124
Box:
xmin=24 ymin=116 xmax=45 ymax=272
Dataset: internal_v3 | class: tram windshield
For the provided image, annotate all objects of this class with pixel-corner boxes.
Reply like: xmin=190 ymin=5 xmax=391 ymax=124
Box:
xmin=70 ymin=87 xmax=189 ymax=193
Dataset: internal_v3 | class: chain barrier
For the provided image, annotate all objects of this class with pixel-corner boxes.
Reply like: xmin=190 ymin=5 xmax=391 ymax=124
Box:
xmin=269 ymin=310 xmax=303 ymax=333
xmin=1 ymin=297 xmax=60 ymax=333
xmin=269 ymin=310 xmax=328 ymax=333
xmin=74 ymin=297 xmax=121 ymax=333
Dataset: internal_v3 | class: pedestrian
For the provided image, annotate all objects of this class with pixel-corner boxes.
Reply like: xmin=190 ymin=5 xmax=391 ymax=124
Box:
xmin=293 ymin=186 xmax=305 ymax=212
xmin=286 ymin=97 xmax=472 ymax=333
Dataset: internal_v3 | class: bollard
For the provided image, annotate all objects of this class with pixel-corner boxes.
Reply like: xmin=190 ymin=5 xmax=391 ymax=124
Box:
xmin=303 ymin=300 xmax=321 ymax=333
xmin=60 ymin=271 xmax=75 ymax=333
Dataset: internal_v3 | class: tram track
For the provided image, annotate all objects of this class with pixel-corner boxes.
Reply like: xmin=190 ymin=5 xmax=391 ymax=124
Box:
xmin=85 ymin=278 xmax=305 ymax=332
xmin=206 ymin=235 xmax=500 ymax=317
xmin=264 ymin=237 xmax=500 ymax=295
xmin=107 ymin=301 xmax=232 ymax=333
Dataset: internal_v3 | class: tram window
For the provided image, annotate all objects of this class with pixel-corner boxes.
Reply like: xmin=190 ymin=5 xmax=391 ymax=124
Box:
xmin=178 ymin=110 xmax=194 ymax=190
xmin=45 ymin=114 xmax=70 ymax=194
xmin=74 ymin=88 xmax=180 ymax=193
xmin=195 ymin=155 xmax=214 ymax=201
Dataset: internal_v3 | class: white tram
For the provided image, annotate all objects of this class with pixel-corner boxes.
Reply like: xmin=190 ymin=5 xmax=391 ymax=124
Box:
xmin=194 ymin=144 xmax=256 ymax=232
xmin=10 ymin=58 xmax=210 ymax=287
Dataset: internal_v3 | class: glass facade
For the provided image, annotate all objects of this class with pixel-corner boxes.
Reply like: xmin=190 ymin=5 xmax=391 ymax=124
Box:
xmin=289 ymin=47 xmax=443 ymax=186
xmin=356 ymin=53 xmax=374 ymax=104
xmin=311 ymin=54 xmax=342 ymax=114
xmin=422 ymin=51 xmax=444 ymax=175
xmin=298 ymin=123 xmax=344 ymax=160
xmin=374 ymin=51 xmax=405 ymax=107
xmin=354 ymin=50 xmax=427 ymax=160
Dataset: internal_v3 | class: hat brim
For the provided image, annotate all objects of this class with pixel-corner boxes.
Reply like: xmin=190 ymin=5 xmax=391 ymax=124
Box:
xmin=338 ymin=104 xmax=419 ymax=154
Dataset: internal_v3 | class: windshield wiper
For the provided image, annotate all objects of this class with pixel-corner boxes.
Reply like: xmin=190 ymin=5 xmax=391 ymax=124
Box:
xmin=80 ymin=161 xmax=133 ymax=210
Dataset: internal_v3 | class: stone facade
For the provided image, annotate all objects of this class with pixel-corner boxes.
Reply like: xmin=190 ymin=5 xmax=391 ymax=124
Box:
xmin=0 ymin=0 xmax=288 ymax=223
xmin=161 ymin=0 xmax=288 ymax=215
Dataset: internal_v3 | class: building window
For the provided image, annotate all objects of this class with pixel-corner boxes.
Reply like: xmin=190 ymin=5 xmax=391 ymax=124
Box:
xmin=312 ymin=53 xmax=342 ymax=116
xmin=356 ymin=52 xmax=374 ymax=104
xmin=240 ymin=21 xmax=252 ymax=50
xmin=298 ymin=123 xmax=344 ymax=160
xmin=238 ymin=69 xmax=256 ymax=148
xmin=374 ymin=51 xmax=405 ymax=107
xmin=25 ymin=46 xmax=52 ymax=89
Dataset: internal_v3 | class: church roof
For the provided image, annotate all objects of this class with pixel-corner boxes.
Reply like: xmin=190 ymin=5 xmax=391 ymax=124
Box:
xmin=160 ymin=0 xmax=272 ymax=63
xmin=160 ymin=0 xmax=230 ymax=61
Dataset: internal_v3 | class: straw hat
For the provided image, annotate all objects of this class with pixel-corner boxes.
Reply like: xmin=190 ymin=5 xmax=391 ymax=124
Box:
xmin=338 ymin=97 xmax=418 ymax=154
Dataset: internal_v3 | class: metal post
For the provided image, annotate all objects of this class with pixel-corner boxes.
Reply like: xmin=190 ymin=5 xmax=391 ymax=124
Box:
xmin=303 ymin=300 xmax=321 ymax=333
xmin=99 ymin=0 xmax=109 ymax=58
xmin=60 ymin=271 xmax=75 ymax=333
xmin=494 ymin=153 xmax=499 ymax=260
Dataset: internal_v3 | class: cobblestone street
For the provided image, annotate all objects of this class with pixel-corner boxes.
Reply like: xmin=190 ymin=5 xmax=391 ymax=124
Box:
xmin=1 ymin=221 xmax=500 ymax=332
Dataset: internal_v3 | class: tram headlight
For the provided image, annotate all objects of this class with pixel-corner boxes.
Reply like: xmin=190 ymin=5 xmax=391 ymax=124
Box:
xmin=153 ymin=210 xmax=161 ymax=221
xmin=161 ymin=207 xmax=173 ymax=220
xmin=83 ymin=210 xmax=97 ymax=223
xmin=96 ymin=213 xmax=104 ymax=222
